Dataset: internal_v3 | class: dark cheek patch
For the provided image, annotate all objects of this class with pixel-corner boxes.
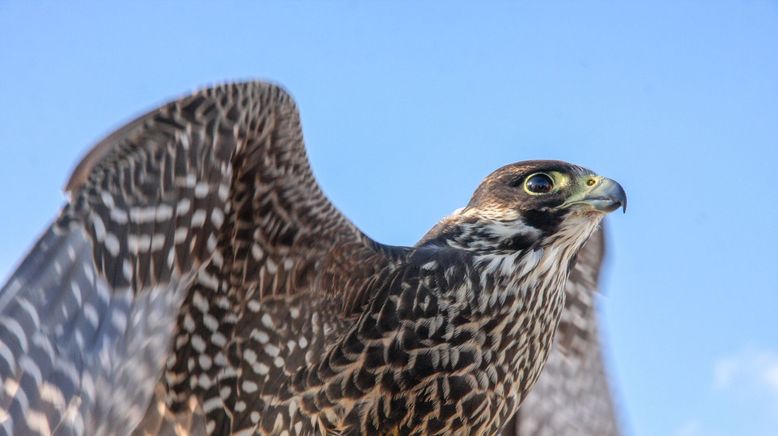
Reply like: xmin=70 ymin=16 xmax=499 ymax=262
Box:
xmin=522 ymin=209 xmax=565 ymax=235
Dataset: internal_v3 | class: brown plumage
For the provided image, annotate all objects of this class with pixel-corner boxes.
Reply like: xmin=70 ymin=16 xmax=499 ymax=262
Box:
xmin=0 ymin=81 xmax=625 ymax=435
xmin=501 ymin=227 xmax=622 ymax=436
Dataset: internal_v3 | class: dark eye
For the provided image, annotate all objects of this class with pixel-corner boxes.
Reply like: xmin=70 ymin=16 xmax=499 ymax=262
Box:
xmin=525 ymin=173 xmax=554 ymax=194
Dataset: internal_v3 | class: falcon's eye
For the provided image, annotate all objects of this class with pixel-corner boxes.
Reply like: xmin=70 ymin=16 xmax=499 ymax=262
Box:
xmin=524 ymin=173 xmax=554 ymax=194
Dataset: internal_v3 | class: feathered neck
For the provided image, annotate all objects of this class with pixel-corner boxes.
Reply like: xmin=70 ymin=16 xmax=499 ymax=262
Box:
xmin=417 ymin=207 xmax=543 ymax=254
xmin=416 ymin=206 xmax=604 ymax=287
xmin=417 ymin=207 xmax=603 ymax=319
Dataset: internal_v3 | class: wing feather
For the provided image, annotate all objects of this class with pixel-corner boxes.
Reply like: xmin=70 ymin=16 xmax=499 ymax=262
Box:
xmin=1 ymin=81 xmax=395 ymax=435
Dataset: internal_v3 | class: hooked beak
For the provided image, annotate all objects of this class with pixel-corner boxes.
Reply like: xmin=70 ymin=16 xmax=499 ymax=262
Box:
xmin=564 ymin=177 xmax=627 ymax=214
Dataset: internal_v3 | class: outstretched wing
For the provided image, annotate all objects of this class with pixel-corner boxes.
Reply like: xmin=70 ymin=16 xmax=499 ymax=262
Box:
xmin=502 ymin=226 xmax=621 ymax=436
xmin=0 ymin=82 xmax=393 ymax=435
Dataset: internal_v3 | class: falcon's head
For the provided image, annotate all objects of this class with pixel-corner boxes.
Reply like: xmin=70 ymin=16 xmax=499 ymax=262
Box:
xmin=420 ymin=160 xmax=626 ymax=252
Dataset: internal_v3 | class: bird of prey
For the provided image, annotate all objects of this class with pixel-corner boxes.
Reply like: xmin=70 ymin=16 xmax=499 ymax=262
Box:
xmin=0 ymin=81 xmax=626 ymax=435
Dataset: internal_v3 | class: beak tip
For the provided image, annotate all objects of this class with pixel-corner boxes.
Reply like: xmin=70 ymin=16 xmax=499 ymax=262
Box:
xmin=610 ymin=178 xmax=627 ymax=214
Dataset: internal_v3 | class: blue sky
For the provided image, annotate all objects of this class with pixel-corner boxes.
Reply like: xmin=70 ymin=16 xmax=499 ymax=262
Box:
xmin=1 ymin=2 xmax=777 ymax=435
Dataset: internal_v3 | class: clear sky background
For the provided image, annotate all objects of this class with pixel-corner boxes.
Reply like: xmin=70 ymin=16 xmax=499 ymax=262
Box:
xmin=1 ymin=2 xmax=777 ymax=435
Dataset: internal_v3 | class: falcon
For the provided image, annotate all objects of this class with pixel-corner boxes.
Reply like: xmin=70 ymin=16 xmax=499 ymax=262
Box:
xmin=0 ymin=81 xmax=626 ymax=435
